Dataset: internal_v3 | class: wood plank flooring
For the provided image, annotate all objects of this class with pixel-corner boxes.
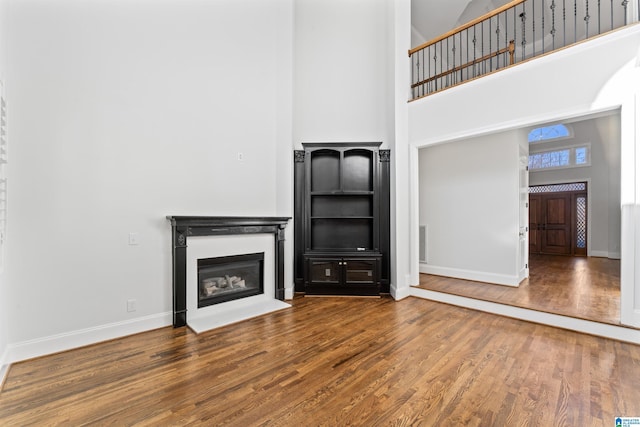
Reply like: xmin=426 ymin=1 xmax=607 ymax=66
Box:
xmin=417 ymin=254 xmax=622 ymax=326
xmin=2 ymin=296 xmax=640 ymax=425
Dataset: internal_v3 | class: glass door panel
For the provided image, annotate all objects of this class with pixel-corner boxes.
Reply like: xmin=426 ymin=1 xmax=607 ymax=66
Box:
xmin=345 ymin=260 xmax=375 ymax=283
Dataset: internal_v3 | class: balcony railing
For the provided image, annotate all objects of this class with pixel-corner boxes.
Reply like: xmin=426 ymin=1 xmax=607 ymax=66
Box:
xmin=409 ymin=0 xmax=639 ymax=100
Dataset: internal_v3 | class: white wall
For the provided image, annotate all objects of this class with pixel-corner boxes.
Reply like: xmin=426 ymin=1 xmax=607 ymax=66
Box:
xmin=529 ymin=114 xmax=621 ymax=258
xmin=293 ymin=0 xmax=394 ymax=147
xmin=418 ymin=130 xmax=520 ymax=285
xmin=4 ymin=0 xmax=293 ymax=361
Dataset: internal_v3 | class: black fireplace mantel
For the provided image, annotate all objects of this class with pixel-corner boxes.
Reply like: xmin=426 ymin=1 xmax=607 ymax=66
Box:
xmin=167 ymin=216 xmax=290 ymax=327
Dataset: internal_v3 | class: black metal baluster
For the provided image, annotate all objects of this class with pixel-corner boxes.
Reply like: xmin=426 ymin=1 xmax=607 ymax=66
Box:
xmin=420 ymin=48 xmax=425 ymax=97
xmin=446 ymin=36 xmax=450 ymax=87
xmin=481 ymin=21 xmax=485 ymax=74
xmin=563 ymin=0 xmax=567 ymax=46
xmin=520 ymin=5 xmax=527 ymax=61
xmin=513 ymin=6 xmax=517 ymax=61
xmin=597 ymin=0 xmax=601 ymax=34
xmin=473 ymin=26 xmax=477 ymax=77
xmin=460 ymin=31 xmax=463 ymax=82
xmin=496 ymin=14 xmax=501 ymax=68
xmin=411 ymin=53 xmax=415 ymax=99
xmin=541 ymin=0 xmax=545 ymax=54
xmin=574 ymin=0 xmax=578 ymax=42
xmin=434 ymin=46 xmax=438 ymax=92
xmin=551 ymin=1 xmax=557 ymax=50
xmin=428 ymin=45 xmax=432 ymax=94
xmin=506 ymin=7 xmax=510 ymax=65
xmin=533 ymin=0 xmax=536 ymax=56
xmin=466 ymin=29 xmax=469 ymax=81
xmin=452 ymin=37 xmax=457 ymax=85
xmin=585 ymin=0 xmax=590 ymax=38
xmin=438 ymin=40 xmax=447 ymax=89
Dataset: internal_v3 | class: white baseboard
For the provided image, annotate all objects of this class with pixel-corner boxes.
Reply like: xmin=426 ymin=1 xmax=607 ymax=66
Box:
xmin=390 ymin=283 xmax=411 ymax=300
xmin=590 ymin=250 xmax=621 ymax=259
xmin=7 ymin=312 xmax=172 ymax=365
xmin=419 ymin=263 xmax=519 ymax=287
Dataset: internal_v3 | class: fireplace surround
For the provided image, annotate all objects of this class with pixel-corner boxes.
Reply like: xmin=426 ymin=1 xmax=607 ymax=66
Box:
xmin=167 ymin=216 xmax=290 ymax=328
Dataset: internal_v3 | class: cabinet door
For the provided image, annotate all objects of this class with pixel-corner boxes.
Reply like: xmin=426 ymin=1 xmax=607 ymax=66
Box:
xmin=344 ymin=259 xmax=376 ymax=285
xmin=308 ymin=258 xmax=341 ymax=284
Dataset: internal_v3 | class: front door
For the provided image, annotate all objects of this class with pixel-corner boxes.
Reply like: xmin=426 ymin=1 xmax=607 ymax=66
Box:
xmin=540 ymin=193 xmax=572 ymax=255
xmin=529 ymin=182 xmax=588 ymax=256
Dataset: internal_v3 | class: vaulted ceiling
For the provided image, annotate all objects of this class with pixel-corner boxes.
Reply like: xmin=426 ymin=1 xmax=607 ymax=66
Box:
xmin=411 ymin=0 xmax=513 ymax=46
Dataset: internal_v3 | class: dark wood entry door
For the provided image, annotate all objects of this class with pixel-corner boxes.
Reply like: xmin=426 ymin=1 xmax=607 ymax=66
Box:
xmin=530 ymin=193 xmax=572 ymax=255
xmin=529 ymin=195 xmax=543 ymax=254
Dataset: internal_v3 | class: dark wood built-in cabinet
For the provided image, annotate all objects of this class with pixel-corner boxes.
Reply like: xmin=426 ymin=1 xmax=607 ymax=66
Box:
xmin=294 ymin=143 xmax=390 ymax=296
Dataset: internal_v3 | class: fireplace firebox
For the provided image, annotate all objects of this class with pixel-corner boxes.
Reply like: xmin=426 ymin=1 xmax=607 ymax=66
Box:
xmin=198 ymin=252 xmax=264 ymax=307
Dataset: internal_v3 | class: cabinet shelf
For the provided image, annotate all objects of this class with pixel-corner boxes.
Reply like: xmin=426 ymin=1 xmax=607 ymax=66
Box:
xmin=310 ymin=191 xmax=374 ymax=196
xmin=310 ymin=216 xmax=373 ymax=220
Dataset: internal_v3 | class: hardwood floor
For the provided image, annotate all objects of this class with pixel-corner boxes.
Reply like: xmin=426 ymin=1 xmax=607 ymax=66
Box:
xmin=2 ymin=296 xmax=640 ymax=426
xmin=417 ymin=254 xmax=622 ymax=326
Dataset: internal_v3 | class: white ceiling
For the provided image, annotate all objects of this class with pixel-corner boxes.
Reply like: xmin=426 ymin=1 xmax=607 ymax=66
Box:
xmin=411 ymin=0 xmax=514 ymax=46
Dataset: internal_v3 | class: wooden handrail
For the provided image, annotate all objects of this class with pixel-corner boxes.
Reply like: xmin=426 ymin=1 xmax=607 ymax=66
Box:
xmin=411 ymin=41 xmax=515 ymax=89
xmin=408 ymin=0 xmax=526 ymax=56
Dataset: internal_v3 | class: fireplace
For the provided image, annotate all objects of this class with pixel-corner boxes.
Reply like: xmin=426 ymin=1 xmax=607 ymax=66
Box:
xmin=167 ymin=216 xmax=290 ymax=328
xmin=198 ymin=252 xmax=264 ymax=307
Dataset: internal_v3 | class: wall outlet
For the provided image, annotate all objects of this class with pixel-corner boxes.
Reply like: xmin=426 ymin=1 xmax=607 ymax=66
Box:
xmin=127 ymin=299 xmax=137 ymax=312
xmin=237 ymin=152 xmax=244 ymax=161
xmin=128 ymin=232 xmax=140 ymax=245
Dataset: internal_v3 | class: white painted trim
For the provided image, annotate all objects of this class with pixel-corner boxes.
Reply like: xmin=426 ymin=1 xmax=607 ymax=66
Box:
xmin=620 ymin=90 xmax=639 ymax=328
xmin=409 ymin=144 xmax=421 ymax=287
xmin=419 ymin=263 xmax=519 ymax=287
xmin=410 ymin=288 xmax=640 ymax=345
xmin=590 ymin=250 xmax=621 ymax=259
xmin=0 ymin=346 xmax=9 ymax=388
xmin=7 ymin=312 xmax=172 ymax=364
xmin=390 ymin=282 xmax=411 ymax=300
xmin=284 ymin=287 xmax=294 ymax=300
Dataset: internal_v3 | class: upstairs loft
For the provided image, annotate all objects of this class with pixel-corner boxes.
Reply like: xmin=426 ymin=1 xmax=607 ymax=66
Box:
xmin=409 ymin=0 xmax=640 ymax=100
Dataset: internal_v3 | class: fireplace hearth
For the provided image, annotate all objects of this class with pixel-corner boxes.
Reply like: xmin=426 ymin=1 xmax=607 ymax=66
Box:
xmin=198 ymin=252 xmax=264 ymax=307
